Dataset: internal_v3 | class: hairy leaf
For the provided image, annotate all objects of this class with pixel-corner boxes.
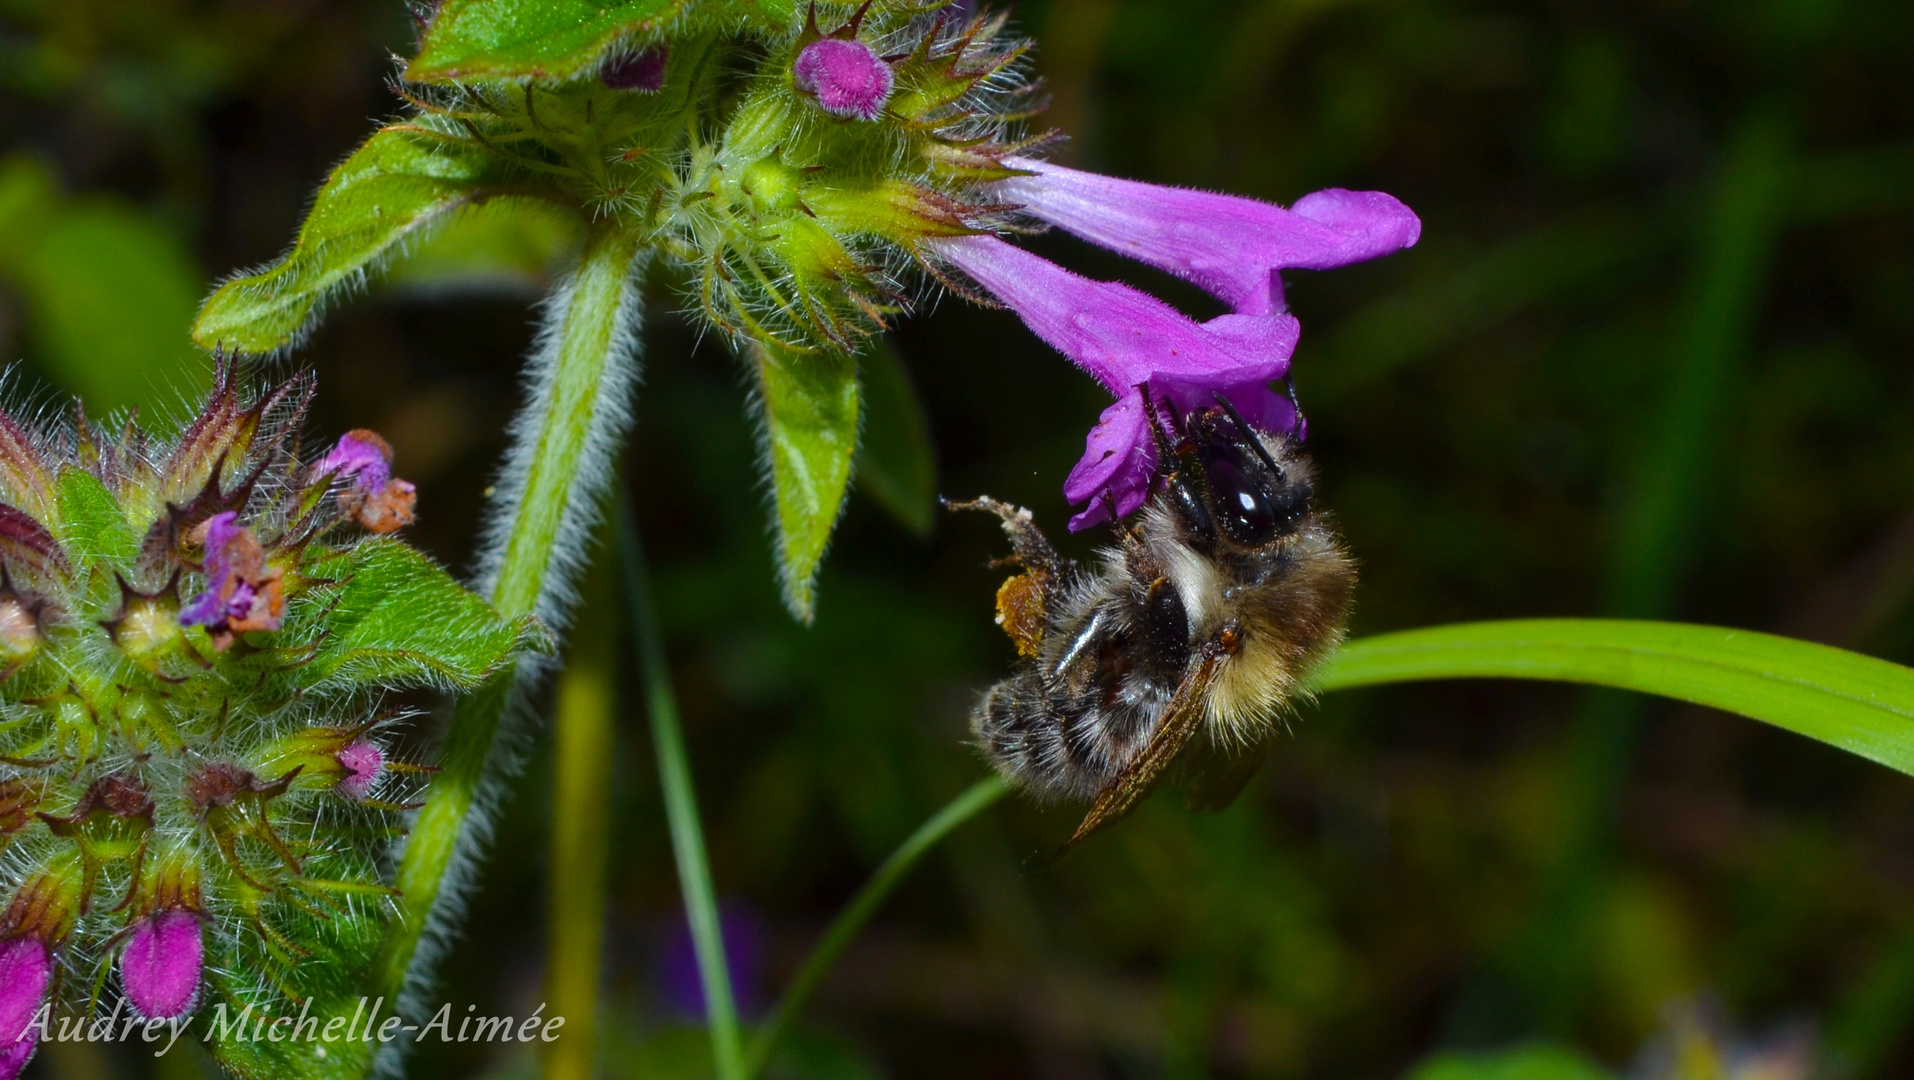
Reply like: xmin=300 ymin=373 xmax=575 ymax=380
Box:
xmin=192 ymin=126 xmax=517 ymax=354
xmin=852 ymin=338 xmax=935 ymax=536
xmin=751 ymin=339 xmax=859 ymax=623
xmin=306 ymin=539 xmax=536 ymax=690
xmin=1316 ymin=619 xmax=1914 ymax=776
xmin=408 ymin=0 xmax=788 ymax=83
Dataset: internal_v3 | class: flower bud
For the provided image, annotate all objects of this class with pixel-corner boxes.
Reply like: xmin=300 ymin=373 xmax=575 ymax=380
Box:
xmin=336 ymin=740 xmax=385 ymax=801
xmin=121 ymin=909 xmax=203 ymax=1020
xmin=252 ymin=726 xmax=388 ymax=800
xmin=793 ymin=38 xmax=894 ymax=121
xmin=0 ymin=935 xmax=49 ymax=1080
xmin=0 ymin=595 xmax=38 ymax=674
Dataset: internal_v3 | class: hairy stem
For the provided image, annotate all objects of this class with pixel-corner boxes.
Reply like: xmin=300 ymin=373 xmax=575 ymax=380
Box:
xmin=617 ymin=493 xmax=744 ymax=1080
xmin=543 ymin=559 xmax=617 ymax=1080
xmin=377 ymin=223 xmax=645 ymax=1020
xmin=744 ymin=776 xmax=1009 ymax=1079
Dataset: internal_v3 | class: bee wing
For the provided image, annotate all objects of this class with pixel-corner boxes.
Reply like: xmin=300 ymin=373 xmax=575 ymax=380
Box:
xmin=1180 ymin=738 xmax=1272 ymax=812
xmin=1064 ymin=634 xmax=1233 ymax=849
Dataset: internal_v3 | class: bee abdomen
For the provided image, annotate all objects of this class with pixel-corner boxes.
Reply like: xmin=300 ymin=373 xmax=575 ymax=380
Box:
xmin=973 ymin=673 xmax=1119 ymax=803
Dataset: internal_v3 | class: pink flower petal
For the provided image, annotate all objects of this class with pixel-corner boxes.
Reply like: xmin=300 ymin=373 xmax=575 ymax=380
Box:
xmin=996 ymin=158 xmax=1420 ymax=316
xmin=121 ymin=910 xmax=203 ymax=1020
xmin=336 ymin=740 xmax=385 ymax=800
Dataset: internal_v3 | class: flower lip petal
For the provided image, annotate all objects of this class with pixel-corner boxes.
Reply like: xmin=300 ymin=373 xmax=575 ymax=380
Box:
xmin=932 ymin=235 xmax=1304 ymax=531
xmin=995 ymin=157 xmax=1420 ymax=316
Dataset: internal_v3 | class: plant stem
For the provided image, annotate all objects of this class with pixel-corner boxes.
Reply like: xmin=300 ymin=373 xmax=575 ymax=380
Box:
xmin=377 ymin=222 xmax=644 ymax=1008
xmin=743 ymin=775 xmax=1009 ymax=1079
xmin=616 ymin=493 xmax=744 ymax=1080
xmin=543 ymin=556 xmax=617 ymax=1080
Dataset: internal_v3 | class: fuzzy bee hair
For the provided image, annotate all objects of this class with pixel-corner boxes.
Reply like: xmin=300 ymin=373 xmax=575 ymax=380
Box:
xmin=956 ymin=399 xmax=1355 ymax=843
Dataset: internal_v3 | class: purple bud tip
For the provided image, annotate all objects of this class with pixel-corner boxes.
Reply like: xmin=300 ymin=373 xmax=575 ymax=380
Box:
xmin=793 ymin=38 xmax=893 ymax=121
xmin=0 ymin=936 xmax=49 ymax=1043
xmin=0 ymin=935 xmax=48 ymax=1076
xmin=336 ymin=741 xmax=385 ymax=800
xmin=121 ymin=909 xmax=203 ymax=1020
xmin=601 ymin=45 xmax=668 ymax=92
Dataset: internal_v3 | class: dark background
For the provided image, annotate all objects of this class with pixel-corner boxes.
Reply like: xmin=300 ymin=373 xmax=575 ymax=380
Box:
xmin=2 ymin=0 xmax=1913 ymax=1077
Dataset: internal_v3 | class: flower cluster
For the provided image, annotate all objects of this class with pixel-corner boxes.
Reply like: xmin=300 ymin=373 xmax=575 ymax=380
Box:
xmin=0 ymin=362 xmax=522 ymax=1077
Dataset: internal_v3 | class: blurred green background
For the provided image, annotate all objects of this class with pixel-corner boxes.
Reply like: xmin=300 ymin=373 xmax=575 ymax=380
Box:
xmin=3 ymin=0 xmax=1913 ymax=1077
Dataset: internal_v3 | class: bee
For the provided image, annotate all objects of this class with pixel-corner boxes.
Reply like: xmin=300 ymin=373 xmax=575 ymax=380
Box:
xmin=952 ymin=390 xmax=1355 ymax=846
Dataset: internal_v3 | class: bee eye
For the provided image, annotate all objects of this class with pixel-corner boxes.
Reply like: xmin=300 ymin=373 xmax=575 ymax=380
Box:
xmin=1205 ymin=458 xmax=1278 ymax=545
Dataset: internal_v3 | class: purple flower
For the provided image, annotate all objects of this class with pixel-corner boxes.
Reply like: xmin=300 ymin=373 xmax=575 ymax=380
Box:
xmin=794 ymin=38 xmax=894 ymax=121
xmin=658 ymin=902 xmax=766 ymax=1020
xmin=120 ymin=910 xmax=202 ymax=1020
xmin=335 ymin=740 xmax=385 ymax=801
xmin=929 ymin=234 xmax=1301 ymax=529
xmin=601 ymin=46 xmax=668 ymax=92
xmin=0 ymin=935 xmax=49 ymax=1078
xmin=995 ymin=158 xmax=1421 ymax=316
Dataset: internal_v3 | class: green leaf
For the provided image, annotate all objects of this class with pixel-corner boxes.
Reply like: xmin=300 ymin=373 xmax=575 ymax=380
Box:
xmin=53 ymin=466 xmax=137 ymax=567
xmin=1315 ymin=619 xmax=1914 ymax=777
xmin=851 ymin=337 xmax=935 ymax=536
xmin=407 ymin=0 xmax=789 ymax=83
xmin=305 ymin=538 xmax=536 ymax=690
xmin=1404 ymin=1045 xmax=1617 ymax=1080
xmin=192 ymin=125 xmax=515 ymax=354
xmin=750 ymin=338 xmax=859 ymax=623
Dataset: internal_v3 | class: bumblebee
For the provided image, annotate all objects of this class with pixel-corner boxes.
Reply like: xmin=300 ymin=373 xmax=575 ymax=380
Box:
xmin=954 ymin=393 xmax=1355 ymax=845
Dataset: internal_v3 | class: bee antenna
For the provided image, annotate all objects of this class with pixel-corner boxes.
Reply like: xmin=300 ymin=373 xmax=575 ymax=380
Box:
xmin=1210 ymin=391 xmax=1285 ymax=479
xmin=1282 ymin=374 xmax=1310 ymax=444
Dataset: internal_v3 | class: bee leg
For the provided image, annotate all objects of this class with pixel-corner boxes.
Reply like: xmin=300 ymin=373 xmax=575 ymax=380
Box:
xmin=942 ymin=495 xmax=1063 ymax=577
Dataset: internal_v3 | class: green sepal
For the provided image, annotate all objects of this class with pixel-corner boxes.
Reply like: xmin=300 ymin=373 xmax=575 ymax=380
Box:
xmin=303 ymin=538 xmax=539 ymax=690
xmin=406 ymin=0 xmax=788 ymax=84
xmin=53 ymin=466 xmax=138 ymax=567
xmin=851 ymin=338 xmax=935 ymax=536
xmin=749 ymin=338 xmax=859 ymax=623
xmin=192 ymin=125 xmax=520 ymax=354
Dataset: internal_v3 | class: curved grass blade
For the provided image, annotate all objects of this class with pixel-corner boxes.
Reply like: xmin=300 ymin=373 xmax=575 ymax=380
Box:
xmin=1313 ymin=619 xmax=1914 ymax=776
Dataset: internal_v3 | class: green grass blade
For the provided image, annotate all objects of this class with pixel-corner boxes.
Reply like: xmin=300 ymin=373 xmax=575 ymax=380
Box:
xmin=744 ymin=776 xmax=1009 ymax=1079
xmin=1314 ymin=619 xmax=1914 ymax=776
xmin=617 ymin=493 xmax=745 ymax=1080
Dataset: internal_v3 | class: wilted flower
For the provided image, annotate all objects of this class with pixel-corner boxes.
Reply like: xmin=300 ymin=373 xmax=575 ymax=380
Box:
xmin=315 ymin=428 xmax=417 ymax=534
xmin=179 ymin=511 xmax=284 ymax=647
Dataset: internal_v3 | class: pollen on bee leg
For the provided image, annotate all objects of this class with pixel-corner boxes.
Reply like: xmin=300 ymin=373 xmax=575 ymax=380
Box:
xmin=994 ymin=572 xmax=1050 ymax=658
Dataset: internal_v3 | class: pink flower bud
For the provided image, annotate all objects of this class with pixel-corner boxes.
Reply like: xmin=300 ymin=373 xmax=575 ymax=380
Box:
xmin=120 ymin=909 xmax=202 ymax=1020
xmin=336 ymin=740 xmax=385 ymax=800
xmin=793 ymin=38 xmax=893 ymax=121
xmin=0 ymin=935 xmax=49 ymax=1079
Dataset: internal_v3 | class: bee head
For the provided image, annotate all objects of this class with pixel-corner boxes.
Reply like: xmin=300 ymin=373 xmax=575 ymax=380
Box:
xmin=1146 ymin=389 xmax=1313 ymax=550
